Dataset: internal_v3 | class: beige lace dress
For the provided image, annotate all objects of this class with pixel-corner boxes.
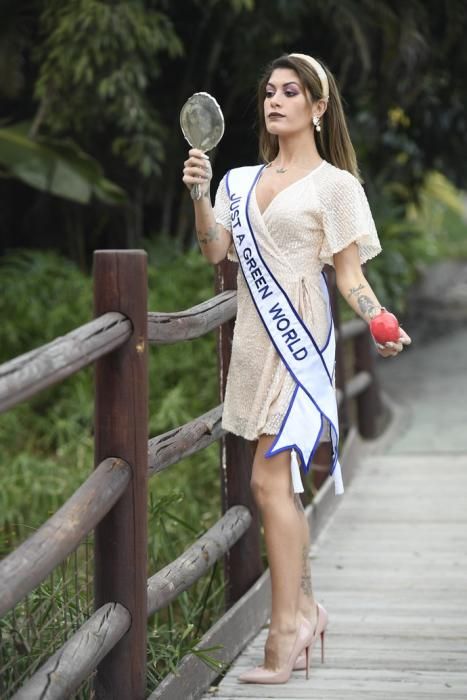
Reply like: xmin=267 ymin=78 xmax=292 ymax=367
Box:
xmin=213 ymin=159 xmax=381 ymax=441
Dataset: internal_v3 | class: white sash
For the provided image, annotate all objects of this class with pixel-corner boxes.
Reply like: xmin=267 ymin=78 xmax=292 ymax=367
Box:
xmin=226 ymin=165 xmax=344 ymax=496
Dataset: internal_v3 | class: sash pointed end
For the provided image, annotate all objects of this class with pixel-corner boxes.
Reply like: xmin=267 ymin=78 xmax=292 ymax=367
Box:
xmin=332 ymin=462 xmax=344 ymax=495
xmin=290 ymin=449 xmax=304 ymax=493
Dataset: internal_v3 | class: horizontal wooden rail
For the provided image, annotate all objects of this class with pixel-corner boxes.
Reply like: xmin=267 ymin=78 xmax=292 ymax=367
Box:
xmin=147 ymin=505 xmax=251 ymax=616
xmin=346 ymin=370 xmax=372 ymax=398
xmin=0 ymin=457 xmax=131 ymax=618
xmin=336 ymin=370 xmax=372 ymax=406
xmin=0 ymin=312 xmax=132 ymax=413
xmin=147 ymin=290 xmax=237 ymax=344
xmin=12 ymin=507 xmax=250 ymax=696
xmin=148 ymin=404 xmax=225 ymax=476
xmin=12 ymin=602 xmax=131 ymax=700
xmin=338 ymin=317 xmax=367 ymax=341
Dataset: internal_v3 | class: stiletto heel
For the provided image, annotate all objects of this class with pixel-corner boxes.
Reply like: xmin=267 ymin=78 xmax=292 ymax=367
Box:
xmin=293 ymin=602 xmax=328 ymax=671
xmin=305 ymin=645 xmax=310 ymax=680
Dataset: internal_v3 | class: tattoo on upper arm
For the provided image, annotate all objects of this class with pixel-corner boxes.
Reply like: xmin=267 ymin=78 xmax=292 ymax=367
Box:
xmin=347 ymin=283 xmax=366 ymax=299
xmin=197 ymin=225 xmax=219 ymax=245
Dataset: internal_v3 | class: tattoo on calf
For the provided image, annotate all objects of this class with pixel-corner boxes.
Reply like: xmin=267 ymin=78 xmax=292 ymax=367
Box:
xmin=300 ymin=545 xmax=313 ymax=599
xmin=197 ymin=225 xmax=219 ymax=245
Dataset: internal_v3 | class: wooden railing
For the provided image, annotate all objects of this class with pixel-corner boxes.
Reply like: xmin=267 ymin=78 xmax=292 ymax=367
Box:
xmin=0 ymin=251 xmax=382 ymax=699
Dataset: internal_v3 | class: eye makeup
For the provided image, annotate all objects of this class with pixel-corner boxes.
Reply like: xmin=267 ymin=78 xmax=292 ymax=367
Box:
xmin=265 ymin=81 xmax=302 ymax=98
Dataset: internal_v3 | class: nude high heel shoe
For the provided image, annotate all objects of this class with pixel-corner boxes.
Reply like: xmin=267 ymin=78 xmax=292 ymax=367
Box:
xmin=293 ymin=602 xmax=328 ymax=671
xmin=238 ymin=619 xmax=314 ymax=684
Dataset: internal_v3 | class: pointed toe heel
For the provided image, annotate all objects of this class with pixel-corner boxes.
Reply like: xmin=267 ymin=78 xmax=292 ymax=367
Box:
xmin=238 ymin=619 xmax=314 ymax=685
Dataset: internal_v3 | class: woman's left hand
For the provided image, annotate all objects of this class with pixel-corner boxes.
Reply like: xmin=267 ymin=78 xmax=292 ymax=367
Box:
xmin=375 ymin=327 xmax=412 ymax=358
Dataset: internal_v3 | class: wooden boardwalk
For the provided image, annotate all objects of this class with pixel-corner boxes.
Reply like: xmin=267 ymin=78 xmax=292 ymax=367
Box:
xmin=202 ymin=330 xmax=467 ymax=699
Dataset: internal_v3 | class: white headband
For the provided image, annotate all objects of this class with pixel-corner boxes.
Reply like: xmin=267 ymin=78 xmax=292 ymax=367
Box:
xmin=289 ymin=53 xmax=329 ymax=101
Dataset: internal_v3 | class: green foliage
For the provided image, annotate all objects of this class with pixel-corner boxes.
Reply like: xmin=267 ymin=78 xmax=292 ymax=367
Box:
xmin=35 ymin=0 xmax=182 ymax=177
xmin=0 ymin=250 xmax=93 ymax=360
xmin=0 ymin=246 xmax=224 ymax=690
xmin=333 ymin=170 xmax=467 ymax=321
xmin=0 ymin=245 xmax=218 ymax=529
xmin=0 ymin=547 xmax=93 ymax=698
xmin=407 ymin=171 xmax=467 ymax=260
xmin=0 ymin=122 xmax=126 ymax=204
xmin=365 ymin=171 xmax=467 ymax=314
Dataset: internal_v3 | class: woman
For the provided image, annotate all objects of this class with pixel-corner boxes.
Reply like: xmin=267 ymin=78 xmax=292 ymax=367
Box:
xmin=182 ymin=53 xmax=411 ymax=685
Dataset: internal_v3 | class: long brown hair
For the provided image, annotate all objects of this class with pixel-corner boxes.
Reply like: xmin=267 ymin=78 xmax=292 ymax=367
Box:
xmin=257 ymin=54 xmax=360 ymax=180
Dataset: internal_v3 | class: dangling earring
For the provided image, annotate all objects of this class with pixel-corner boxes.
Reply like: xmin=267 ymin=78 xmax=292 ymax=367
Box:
xmin=313 ymin=115 xmax=321 ymax=132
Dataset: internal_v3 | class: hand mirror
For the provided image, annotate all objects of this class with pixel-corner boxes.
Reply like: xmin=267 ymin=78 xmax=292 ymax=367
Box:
xmin=180 ymin=92 xmax=225 ymax=200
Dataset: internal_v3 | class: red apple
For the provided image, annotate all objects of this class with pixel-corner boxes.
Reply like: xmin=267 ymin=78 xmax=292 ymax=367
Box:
xmin=369 ymin=310 xmax=400 ymax=344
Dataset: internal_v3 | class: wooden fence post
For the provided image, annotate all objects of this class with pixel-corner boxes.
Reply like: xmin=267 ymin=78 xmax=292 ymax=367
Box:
xmin=354 ymin=327 xmax=381 ymax=439
xmin=216 ymin=261 xmax=263 ymax=608
xmin=327 ymin=268 xmax=350 ymax=435
xmin=93 ymin=250 xmax=148 ymax=699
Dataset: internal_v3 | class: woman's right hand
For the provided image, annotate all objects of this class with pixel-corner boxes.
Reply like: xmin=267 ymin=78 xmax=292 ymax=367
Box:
xmin=182 ymin=148 xmax=212 ymax=198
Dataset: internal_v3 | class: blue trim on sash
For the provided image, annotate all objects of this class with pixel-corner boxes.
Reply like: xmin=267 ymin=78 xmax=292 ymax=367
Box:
xmin=241 ymin=169 xmax=333 ymax=384
xmin=265 ymin=384 xmax=324 ymax=473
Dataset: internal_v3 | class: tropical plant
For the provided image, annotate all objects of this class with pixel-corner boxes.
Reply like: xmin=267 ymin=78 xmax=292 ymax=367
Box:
xmin=0 ymin=122 xmax=126 ymax=204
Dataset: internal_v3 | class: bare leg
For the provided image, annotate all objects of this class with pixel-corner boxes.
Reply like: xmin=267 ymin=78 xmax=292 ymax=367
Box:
xmin=250 ymin=435 xmax=305 ymax=669
xmin=295 ymin=495 xmax=318 ymax=629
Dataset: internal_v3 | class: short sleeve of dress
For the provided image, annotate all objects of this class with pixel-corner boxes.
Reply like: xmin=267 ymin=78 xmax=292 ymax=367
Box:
xmin=213 ymin=174 xmax=238 ymax=262
xmin=319 ymin=171 xmax=382 ymax=267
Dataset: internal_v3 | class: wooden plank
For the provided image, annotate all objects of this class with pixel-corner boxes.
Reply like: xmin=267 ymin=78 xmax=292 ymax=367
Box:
xmin=147 ymin=506 xmax=251 ymax=615
xmin=148 ymin=567 xmax=272 ymax=700
xmin=147 ymin=290 xmax=237 ymax=343
xmin=203 ymin=440 xmax=467 ymax=700
xmin=0 ymin=311 xmax=131 ymax=413
xmin=150 ymin=429 xmax=365 ymax=700
xmin=93 ymin=250 xmax=148 ymax=700
xmin=208 ymin=691 xmax=467 ymax=700
xmin=0 ymin=457 xmax=130 ymax=618
xmin=11 ymin=603 xmax=130 ymax=700
xmin=213 ymin=673 xmax=467 ymax=699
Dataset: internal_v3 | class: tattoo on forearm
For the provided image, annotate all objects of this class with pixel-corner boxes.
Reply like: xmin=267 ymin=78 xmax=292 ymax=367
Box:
xmin=357 ymin=294 xmax=379 ymax=319
xmin=300 ymin=545 xmax=313 ymax=599
xmin=347 ymin=283 xmax=366 ymax=299
xmin=197 ymin=225 xmax=219 ymax=245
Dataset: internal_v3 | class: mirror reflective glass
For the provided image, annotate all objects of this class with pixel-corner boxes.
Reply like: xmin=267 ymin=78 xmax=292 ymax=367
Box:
xmin=180 ymin=92 xmax=225 ymax=152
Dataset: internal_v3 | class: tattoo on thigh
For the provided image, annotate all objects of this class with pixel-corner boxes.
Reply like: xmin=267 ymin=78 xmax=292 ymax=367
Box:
xmin=300 ymin=545 xmax=313 ymax=599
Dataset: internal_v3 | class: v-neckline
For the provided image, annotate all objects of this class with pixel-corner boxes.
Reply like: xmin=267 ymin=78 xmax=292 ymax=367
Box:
xmin=254 ymin=159 xmax=326 ymax=217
